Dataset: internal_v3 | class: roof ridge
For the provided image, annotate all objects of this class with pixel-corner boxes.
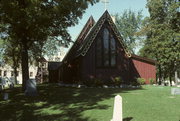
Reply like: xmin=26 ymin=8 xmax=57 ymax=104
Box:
xmin=79 ymin=10 xmax=131 ymax=57
xmin=62 ymin=16 xmax=95 ymax=62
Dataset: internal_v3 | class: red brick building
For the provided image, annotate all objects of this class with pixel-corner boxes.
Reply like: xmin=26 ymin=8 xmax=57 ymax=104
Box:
xmin=59 ymin=11 xmax=156 ymax=84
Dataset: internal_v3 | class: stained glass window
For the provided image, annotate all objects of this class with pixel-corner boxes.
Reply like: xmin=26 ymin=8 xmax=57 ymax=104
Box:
xmin=110 ymin=36 xmax=116 ymax=66
xmin=96 ymin=38 xmax=102 ymax=66
xmin=96 ymin=27 xmax=116 ymax=67
xmin=103 ymin=28 xmax=109 ymax=66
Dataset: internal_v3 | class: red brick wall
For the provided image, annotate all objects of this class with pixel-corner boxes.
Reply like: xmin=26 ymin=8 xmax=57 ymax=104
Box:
xmin=132 ymin=59 xmax=156 ymax=84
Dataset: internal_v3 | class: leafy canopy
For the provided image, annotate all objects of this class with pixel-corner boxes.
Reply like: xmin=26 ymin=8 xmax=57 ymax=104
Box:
xmin=114 ymin=9 xmax=144 ymax=53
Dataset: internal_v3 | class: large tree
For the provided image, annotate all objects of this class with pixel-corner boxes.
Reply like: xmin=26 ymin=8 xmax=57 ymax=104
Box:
xmin=2 ymin=39 xmax=21 ymax=84
xmin=114 ymin=9 xmax=144 ymax=53
xmin=0 ymin=0 xmax=99 ymax=90
xmin=139 ymin=0 xmax=180 ymax=85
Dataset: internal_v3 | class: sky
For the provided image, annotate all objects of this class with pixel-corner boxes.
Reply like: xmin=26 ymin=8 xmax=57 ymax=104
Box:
xmin=68 ymin=0 xmax=150 ymax=41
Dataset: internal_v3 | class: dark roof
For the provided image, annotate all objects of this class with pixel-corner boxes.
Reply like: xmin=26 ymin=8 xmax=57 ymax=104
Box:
xmin=62 ymin=10 xmax=155 ymax=64
xmin=131 ymin=54 xmax=156 ymax=65
xmin=63 ymin=16 xmax=95 ymax=63
xmin=63 ymin=11 xmax=131 ymax=63
xmin=37 ymin=57 xmax=47 ymax=62
xmin=76 ymin=10 xmax=131 ymax=57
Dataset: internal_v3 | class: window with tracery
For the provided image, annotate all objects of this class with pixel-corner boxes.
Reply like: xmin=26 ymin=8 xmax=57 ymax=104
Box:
xmin=96 ymin=27 xmax=116 ymax=67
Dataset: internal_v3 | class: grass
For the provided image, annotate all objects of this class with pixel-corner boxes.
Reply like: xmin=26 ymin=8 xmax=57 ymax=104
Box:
xmin=0 ymin=84 xmax=180 ymax=121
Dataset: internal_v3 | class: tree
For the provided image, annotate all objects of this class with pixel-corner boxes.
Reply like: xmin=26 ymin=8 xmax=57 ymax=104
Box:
xmin=114 ymin=9 xmax=144 ymax=53
xmin=3 ymin=39 xmax=21 ymax=84
xmin=0 ymin=39 xmax=4 ymax=61
xmin=140 ymin=0 xmax=180 ymax=85
xmin=0 ymin=0 xmax=99 ymax=90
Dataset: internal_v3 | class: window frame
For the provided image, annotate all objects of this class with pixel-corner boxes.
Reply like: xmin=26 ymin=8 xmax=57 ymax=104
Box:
xmin=30 ymin=72 xmax=33 ymax=77
xmin=4 ymin=71 xmax=7 ymax=77
xmin=11 ymin=71 xmax=14 ymax=77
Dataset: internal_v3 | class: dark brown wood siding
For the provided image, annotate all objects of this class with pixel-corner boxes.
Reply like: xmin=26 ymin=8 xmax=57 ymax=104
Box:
xmin=80 ymin=23 xmax=140 ymax=84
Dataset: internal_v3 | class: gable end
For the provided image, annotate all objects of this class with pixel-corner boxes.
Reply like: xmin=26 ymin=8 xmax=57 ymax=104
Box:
xmin=79 ymin=10 xmax=131 ymax=57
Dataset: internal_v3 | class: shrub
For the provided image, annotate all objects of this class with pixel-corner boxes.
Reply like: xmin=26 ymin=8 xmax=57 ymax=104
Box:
xmin=131 ymin=81 xmax=139 ymax=86
xmin=83 ymin=79 xmax=103 ymax=87
xmin=94 ymin=79 xmax=103 ymax=87
xmin=104 ymin=80 xmax=114 ymax=86
xmin=113 ymin=76 xmax=123 ymax=86
xmin=149 ymin=78 xmax=155 ymax=84
xmin=83 ymin=80 xmax=94 ymax=87
xmin=137 ymin=78 xmax=146 ymax=85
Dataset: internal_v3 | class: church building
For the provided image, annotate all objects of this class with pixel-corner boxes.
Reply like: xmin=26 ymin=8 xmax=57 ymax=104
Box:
xmin=59 ymin=11 xmax=156 ymax=85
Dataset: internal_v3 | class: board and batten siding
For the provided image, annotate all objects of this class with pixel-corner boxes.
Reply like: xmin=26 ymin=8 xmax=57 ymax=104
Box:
xmin=132 ymin=57 xmax=156 ymax=84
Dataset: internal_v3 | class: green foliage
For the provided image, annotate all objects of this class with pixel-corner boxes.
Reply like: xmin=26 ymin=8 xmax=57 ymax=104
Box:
xmin=131 ymin=80 xmax=140 ymax=86
xmin=94 ymin=79 xmax=103 ymax=87
xmin=0 ymin=0 xmax=99 ymax=89
xmin=137 ymin=78 xmax=146 ymax=85
xmin=0 ymin=39 xmax=4 ymax=61
xmin=113 ymin=76 xmax=123 ymax=86
xmin=114 ymin=9 xmax=144 ymax=53
xmin=83 ymin=80 xmax=93 ymax=87
xmin=83 ymin=79 xmax=103 ymax=87
xmin=139 ymin=0 xmax=180 ymax=82
xmin=149 ymin=78 xmax=155 ymax=84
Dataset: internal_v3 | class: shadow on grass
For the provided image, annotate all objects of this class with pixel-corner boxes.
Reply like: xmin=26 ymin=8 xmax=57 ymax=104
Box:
xmin=0 ymin=84 xmax=143 ymax=121
xmin=123 ymin=117 xmax=133 ymax=121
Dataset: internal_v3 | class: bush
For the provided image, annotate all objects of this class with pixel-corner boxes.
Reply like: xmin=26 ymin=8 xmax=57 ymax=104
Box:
xmin=83 ymin=80 xmax=93 ymax=87
xmin=113 ymin=76 xmax=123 ymax=86
xmin=137 ymin=78 xmax=146 ymax=85
xmin=83 ymin=79 xmax=103 ymax=87
xmin=131 ymin=81 xmax=139 ymax=86
xmin=149 ymin=78 xmax=155 ymax=84
xmin=104 ymin=80 xmax=114 ymax=86
xmin=93 ymin=79 xmax=102 ymax=87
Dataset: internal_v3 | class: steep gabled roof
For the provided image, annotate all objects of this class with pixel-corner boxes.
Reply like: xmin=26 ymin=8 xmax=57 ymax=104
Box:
xmin=62 ymin=10 xmax=156 ymax=66
xmin=63 ymin=16 xmax=95 ymax=62
xmin=63 ymin=10 xmax=132 ymax=63
xmin=76 ymin=10 xmax=131 ymax=57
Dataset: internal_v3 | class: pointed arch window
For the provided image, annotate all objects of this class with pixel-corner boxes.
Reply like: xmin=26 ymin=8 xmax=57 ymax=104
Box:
xmin=103 ymin=28 xmax=110 ymax=66
xmin=96 ymin=27 xmax=116 ymax=67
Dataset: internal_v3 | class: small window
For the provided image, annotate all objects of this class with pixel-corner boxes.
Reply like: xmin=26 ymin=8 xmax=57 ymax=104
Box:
xmin=17 ymin=71 xmax=19 ymax=77
xmin=4 ymin=71 xmax=7 ymax=77
xmin=30 ymin=72 xmax=33 ymax=77
xmin=11 ymin=71 xmax=14 ymax=77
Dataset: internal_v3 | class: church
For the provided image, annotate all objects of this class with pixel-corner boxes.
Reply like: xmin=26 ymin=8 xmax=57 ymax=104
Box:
xmin=58 ymin=11 xmax=156 ymax=85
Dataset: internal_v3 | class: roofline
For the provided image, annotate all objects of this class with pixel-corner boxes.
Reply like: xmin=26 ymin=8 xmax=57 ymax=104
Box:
xmin=131 ymin=54 xmax=156 ymax=65
xmin=79 ymin=10 xmax=131 ymax=57
xmin=62 ymin=16 xmax=95 ymax=63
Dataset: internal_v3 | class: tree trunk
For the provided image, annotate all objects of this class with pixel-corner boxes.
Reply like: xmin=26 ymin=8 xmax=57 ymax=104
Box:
xmin=169 ymin=73 xmax=172 ymax=86
xmin=21 ymin=44 xmax=29 ymax=91
xmin=175 ymin=70 xmax=178 ymax=85
xmin=12 ymin=55 xmax=18 ymax=84
xmin=13 ymin=66 xmax=18 ymax=85
xmin=158 ymin=65 xmax=162 ymax=85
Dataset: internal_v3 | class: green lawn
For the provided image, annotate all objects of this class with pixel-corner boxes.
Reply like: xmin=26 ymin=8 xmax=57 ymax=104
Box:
xmin=0 ymin=84 xmax=180 ymax=121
